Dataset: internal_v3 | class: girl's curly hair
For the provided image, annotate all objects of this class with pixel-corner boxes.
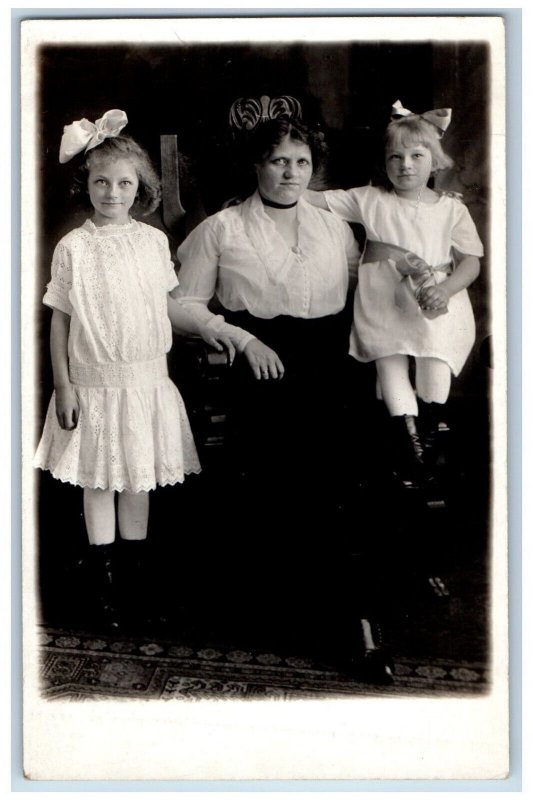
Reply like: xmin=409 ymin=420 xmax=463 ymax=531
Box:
xmin=70 ymin=135 xmax=162 ymax=216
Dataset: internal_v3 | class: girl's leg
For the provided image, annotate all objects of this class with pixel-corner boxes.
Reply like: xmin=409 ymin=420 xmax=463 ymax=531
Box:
xmin=117 ymin=490 xmax=149 ymax=540
xmin=415 ymin=357 xmax=452 ymax=405
xmin=375 ymin=355 xmax=418 ymax=416
xmin=83 ymin=488 xmax=119 ymax=628
xmin=117 ymin=491 xmax=154 ymax=627
xmin=83 ymin=487 xmax=116 ymax=544
xmin=414 ymin=358 xmax=453 ymax=590
xmin=375 ymin=356 xmax=423 ymax=487
xmin=415 ymin=357 xmax=452 ymax=466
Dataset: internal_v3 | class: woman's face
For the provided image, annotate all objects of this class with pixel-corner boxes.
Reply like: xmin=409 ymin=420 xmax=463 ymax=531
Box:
xmin=255 ymin=135 xmax=313 ymax=205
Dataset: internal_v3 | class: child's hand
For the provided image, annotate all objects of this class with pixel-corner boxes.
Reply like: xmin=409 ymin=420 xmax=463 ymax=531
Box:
xmin=417 ymin=284 xmax=450 ymax=313
xmin=202 ymin=333 xmax=236 ymax=366
xmin=55 ymin=385 xmax=79 ymax=430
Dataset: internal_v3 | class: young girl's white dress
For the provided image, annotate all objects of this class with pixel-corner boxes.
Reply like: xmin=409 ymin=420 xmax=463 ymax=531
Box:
xmin=34 ymin=218 xmax=201 ymax=492
xmin=324 ymin=186 xmax=484 ymax=375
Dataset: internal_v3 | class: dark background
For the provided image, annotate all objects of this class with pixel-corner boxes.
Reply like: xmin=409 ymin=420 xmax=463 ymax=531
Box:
xmin=35 ymin=39 xmax=490 ymax=421
xmin=34 ymin=39 xmax=492 ymax=660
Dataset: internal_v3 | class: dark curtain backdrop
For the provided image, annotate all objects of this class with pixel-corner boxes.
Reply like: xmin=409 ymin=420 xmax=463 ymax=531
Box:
xmin=35 ymin=40 xmax=490 ymax=432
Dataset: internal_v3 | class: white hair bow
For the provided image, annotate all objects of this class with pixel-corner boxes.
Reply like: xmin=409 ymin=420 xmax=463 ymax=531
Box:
xmin=391 ymin=99 xmax=452 ymax=136
xmin=59 ymin=109 xmax=128 ymax=163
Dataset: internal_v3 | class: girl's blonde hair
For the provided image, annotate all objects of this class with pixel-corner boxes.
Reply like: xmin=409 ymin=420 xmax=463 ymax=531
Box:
xmin=71 ymin=135 xmax=162 ymax=216
xmin=385 ymin=115 xmax=454 ymax=174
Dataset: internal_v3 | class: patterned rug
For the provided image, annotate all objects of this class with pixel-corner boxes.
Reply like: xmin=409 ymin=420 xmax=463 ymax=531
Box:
xmin=39 ymin=626 xmax=489 ymax=701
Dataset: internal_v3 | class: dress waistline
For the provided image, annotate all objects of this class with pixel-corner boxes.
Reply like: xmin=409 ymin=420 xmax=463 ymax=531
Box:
xmin=69 ymin=355 xmax=168 ymax=388
xmin=221 ymin=307 xmax=350 ymax=365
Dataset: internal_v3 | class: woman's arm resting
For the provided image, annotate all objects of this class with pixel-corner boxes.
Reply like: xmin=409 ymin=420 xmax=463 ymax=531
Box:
xmin=167 ymin=294 xmax=254 ymax=365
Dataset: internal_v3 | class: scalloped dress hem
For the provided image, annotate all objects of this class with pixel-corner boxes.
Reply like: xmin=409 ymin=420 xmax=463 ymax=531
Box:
xmin=33 ymin=463 xmax=202 ymax=494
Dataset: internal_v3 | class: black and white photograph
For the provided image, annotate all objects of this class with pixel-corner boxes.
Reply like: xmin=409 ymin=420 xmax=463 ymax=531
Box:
xmin=20 ymin=15 xmax=508 ymax=781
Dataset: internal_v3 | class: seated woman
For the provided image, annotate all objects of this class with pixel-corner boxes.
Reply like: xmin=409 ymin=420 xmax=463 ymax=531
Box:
xmin=171 ymin=96 xmax=393 ymax=682
xmin=174 ymin=97 xmax=358 ymax=496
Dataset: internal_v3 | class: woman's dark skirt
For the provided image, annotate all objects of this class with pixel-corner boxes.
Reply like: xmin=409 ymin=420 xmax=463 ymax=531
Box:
xmin=222 ymin=308 xmax=354 ymax=519
xmin=220 ymin=307 xmax=387 ymax=631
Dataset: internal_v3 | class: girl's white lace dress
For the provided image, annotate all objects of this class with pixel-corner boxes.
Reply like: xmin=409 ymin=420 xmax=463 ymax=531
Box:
xmin=34 ymin=218 xmax=201 ymax=492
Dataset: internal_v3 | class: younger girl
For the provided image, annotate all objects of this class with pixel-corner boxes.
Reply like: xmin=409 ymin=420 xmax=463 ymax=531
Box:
xmin=307 ymin=100 xmax=484 ymax=488
xmin=34 ymin=110 xmax=206 ymax=628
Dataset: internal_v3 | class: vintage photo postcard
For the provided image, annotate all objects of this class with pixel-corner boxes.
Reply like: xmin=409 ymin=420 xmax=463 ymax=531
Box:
xmin=20 ymin=15 xmax=508 ymax=781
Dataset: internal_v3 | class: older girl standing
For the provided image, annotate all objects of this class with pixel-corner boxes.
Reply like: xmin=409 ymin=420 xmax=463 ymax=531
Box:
xmin=35 ymin=111 xmax=202 ymax=627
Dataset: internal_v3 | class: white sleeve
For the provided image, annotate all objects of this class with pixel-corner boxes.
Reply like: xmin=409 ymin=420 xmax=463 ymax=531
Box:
xmin=43 ymin=241 xmax=73 ymax=315
xmin=162 ymin=235 xmax=179 ymax=293
xmin=451 ymin=202 xmax=484 ymax=257
xmin=175 ymin=218 xmax=255 ymax=351
xmin=324 ymin=188 xmax=364 ymax=224
xmin=343 ymin=221 xmax=361 ymax=284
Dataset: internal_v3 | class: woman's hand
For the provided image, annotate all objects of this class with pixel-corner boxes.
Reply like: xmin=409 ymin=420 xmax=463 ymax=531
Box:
xmin=55 ymin=384 xmax=79 ymax=430
xmin=202 ymin=332 xmax=236 ymax=365
xmin=417 ymin=284 xmax=450 ymax=313
xmin=243 ymin=339 xmax=285 ymax=380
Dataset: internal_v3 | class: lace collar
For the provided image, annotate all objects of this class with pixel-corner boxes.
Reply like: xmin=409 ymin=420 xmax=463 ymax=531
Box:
xmin=83 ymin=218 xmax=139 ymax=236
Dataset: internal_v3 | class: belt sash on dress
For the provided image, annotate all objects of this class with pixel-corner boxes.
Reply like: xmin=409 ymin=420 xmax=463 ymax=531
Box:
xmin=69 ymin=355 xmax=168 ymax=388
xmin=362 ymin=240 xmax=453 ymax=317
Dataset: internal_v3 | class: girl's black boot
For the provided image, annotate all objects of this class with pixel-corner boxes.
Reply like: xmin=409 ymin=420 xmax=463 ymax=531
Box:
xmin=118 ymin=539 xmax=148 ymax=628
xmin=417 ymin=400 xmax=450 ymax=470
xmin=119 ymin=539 xmax=167 ymax=631
xmin=389 ymin=414 xmax=425 ymax=489
xmin=89 ymin=543 xmax=120 ymax=631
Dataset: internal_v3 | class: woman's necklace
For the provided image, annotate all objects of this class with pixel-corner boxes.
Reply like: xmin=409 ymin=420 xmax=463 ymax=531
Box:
xmin=259 ymin=192 xmax=298 ymax=210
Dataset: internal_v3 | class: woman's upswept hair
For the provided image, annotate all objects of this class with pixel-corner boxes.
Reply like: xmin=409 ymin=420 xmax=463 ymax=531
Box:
xmin=70 ymin=135 xmax=162 ymax=216
xmin=384 ymin=115 xmax=454 ymax=174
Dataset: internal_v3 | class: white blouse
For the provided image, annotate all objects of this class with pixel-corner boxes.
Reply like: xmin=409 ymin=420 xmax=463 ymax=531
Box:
xmin=175 ymin=190 xmax=359 ymax=350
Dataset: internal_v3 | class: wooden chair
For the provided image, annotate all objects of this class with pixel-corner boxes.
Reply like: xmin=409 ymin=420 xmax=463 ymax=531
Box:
xmin=160 ymin=135 xmax=231 ymax=452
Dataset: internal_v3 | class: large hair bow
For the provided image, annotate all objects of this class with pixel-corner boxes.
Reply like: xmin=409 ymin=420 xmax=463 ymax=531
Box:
xmin=59 ymin=109 xmax=128 ymax=163
xmin=391 ymin=99 xmax=452 ymax=136
xmin=229 ymin=95 xmax=302 ymax=132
